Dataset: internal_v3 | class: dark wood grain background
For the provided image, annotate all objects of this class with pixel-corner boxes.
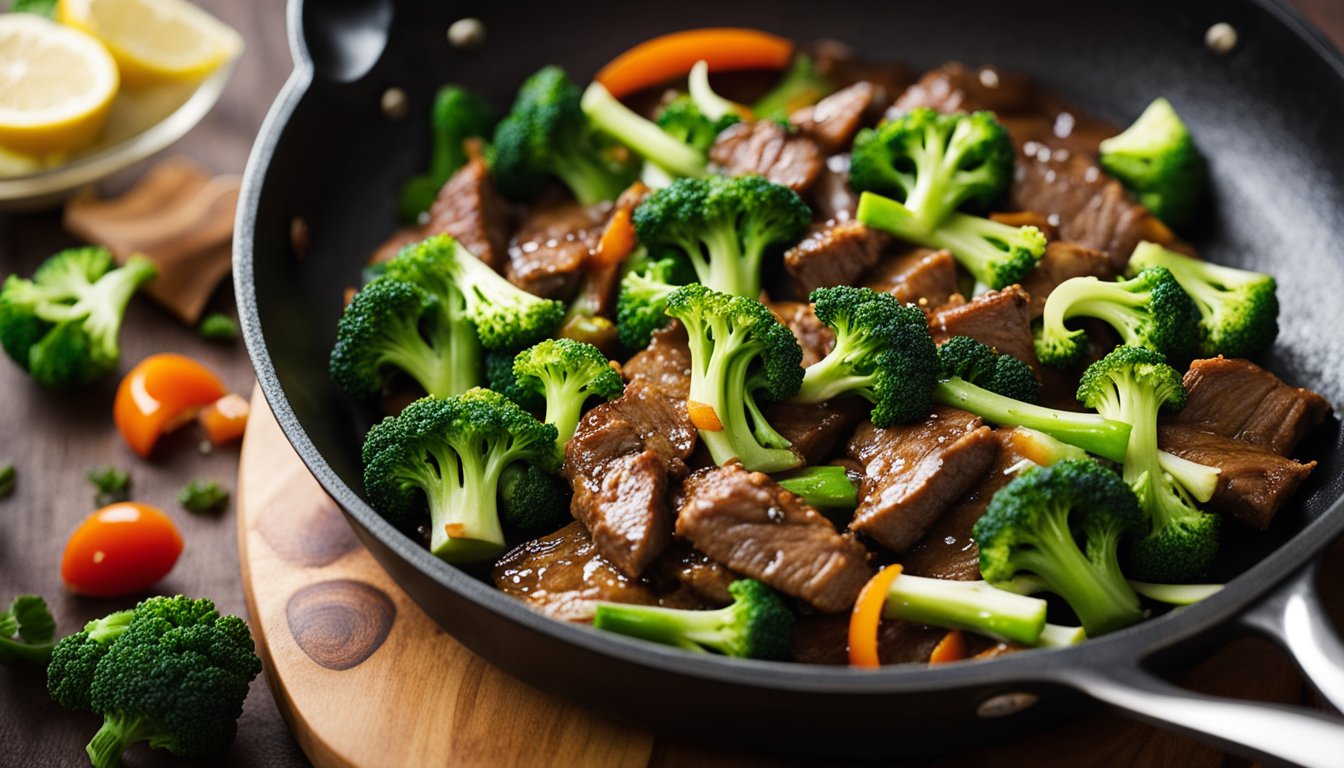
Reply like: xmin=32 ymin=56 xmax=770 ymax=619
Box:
xmin=1 ymin=2 xmax=1341 ymax=766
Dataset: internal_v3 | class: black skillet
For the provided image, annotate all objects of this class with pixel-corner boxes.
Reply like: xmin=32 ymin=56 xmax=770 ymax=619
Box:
xmin=235 ymin=0 xmax=1344 ymax=762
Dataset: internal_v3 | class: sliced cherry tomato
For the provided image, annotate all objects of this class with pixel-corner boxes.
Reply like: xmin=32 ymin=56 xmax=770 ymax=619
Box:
xmin=61 ymin=502 xmax=183 ymax=597
xmin=114 ymin=353 xmax=227 ymax=457
xmin=595 ymin=28 xmax=793 ymax=99
xmin=199 ymin=392 xmax=250 ymax=445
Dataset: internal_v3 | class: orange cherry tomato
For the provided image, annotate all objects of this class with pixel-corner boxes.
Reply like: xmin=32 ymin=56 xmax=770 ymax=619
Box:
xmin=61 ymin=502 xmax=183 ymax=597
xmin=199 ymin=392 xmax=250 ymax=445
xmin=595 ymin=28 xmax=794 ymax=99
xmin=114 ymin=353 xmax=227 ymax=457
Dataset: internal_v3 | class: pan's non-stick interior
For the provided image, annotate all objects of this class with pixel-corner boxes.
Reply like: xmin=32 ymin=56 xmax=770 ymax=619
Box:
xmin=239 ymin=0 xmax=1344 ymax=754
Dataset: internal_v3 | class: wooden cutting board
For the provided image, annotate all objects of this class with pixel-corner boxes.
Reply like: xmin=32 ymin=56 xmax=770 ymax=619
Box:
xmin=237 ymin=388 xmax=1323 ymax=768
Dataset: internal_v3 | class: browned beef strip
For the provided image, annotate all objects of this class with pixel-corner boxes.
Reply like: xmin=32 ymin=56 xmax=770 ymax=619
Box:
xmin=808 ymin=41 xmax=915 ymax=120
xmin=710 ymin=120 xmax=824 ymax=192
xmin=769 ymin=300 xmax=834 ymax=367
xmin=506 ymin=198 xmax=609 ymax=300
xmin=790 ymin=82 xmax=874 ymax=153
xmin=930 ymin=286 xmax=1040 ymax=374
xmin=1168 ymin=358 xmax=1333 ymax=456
xmin=899 ymin=428 xmax=1037 ymax=580
xmin=1010 ymin=143 xmax=1179 ymax=270
xmin=646 ymin=540 xmax=740 ymax=607
xmin=493 ymin=521 xmax=657 ymax=621
xmin=784 ymin=221 xmax=889 ymax=297
xmin=1158 ymin=425 xmax=1318 ymax=530
xmin=807 ymin=154 xmax=860 ymax=222
xmin=370 ymin=153 xmax=510 ymax=269
xmin=863 ymin=247 xmax=960 ymax=309
xmin=846 ymin=408 xmax=1000 ymax=553
xmin=676 ymin=463 xmax=873 ymax=613
xmin=621 ymin=321 xmax=691 ymax=399
xmin=765 ymin=398 xmax=868 ymax=465
xmin=564 ymin=378 xmax=696 ymax=578
xmin=790 ymin=614 xmax=945 ymax=665
xmin=1020 ymin=241 xmax=1114 ymax=320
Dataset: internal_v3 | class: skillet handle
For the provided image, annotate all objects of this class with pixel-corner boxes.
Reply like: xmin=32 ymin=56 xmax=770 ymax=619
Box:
xmin=1071 ymin=664 xmax=1344 ymax=768
xmin=1241 ymin=557 xmax=1344 ymax=713
xmin=289 ymin=0 xmax=394 ymax=82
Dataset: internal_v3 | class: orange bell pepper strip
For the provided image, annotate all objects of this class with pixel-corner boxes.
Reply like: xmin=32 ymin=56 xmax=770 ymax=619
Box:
xmin=114 ymin=353 xmax=227 ymax=457
xmin=929 ymin=629 xmax=967 ymax=665
xmin=595 ymin=28 xmax=794 ymax=99
xmin=848 ymin=564 xmax=903 ymax=668
xmin=199 ymin=392 xmax=251 ymax=445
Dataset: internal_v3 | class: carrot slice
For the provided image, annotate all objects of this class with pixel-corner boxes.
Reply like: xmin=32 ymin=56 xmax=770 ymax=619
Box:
xmin=687 ymin=400 xmax=723 ymax=432
xmin=594 ymin=205 xmax=638 ymax=268
xmin=199 ymin=392 xmax=250 ymax=445
xmin=596 ymin=28 xmax=794 ymax=99
xmin=848 ymin=564 xmax=903 ymax=668
xmin=929 ymin=629 xmax=967 ymax=665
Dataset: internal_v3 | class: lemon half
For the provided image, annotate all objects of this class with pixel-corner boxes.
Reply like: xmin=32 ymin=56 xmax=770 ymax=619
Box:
xmin=0 ymin=14 xmax=119 ymax=155
xmin=58 ymin=0 xmax=243 ymax=87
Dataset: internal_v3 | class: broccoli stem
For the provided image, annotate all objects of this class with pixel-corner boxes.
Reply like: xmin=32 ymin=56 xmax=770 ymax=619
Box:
xmin=592 ymin=602 xmax=735 ymax=653
xmin=551 ymin=142 xmax=629 ymax=206
xmin=934 ymin=379 xmax=1132 ymax=462
xmin=1157 ymin=450 xmax=1220 ymax=503
xmin=0 ymin=636 xmax=55 ymax=663
xmin=581 ymin=83 xmax=709 ymax=179
xmin=883 ymin=574 xmax=1048 ymax=645
xmin=688 ymin=60 xmax=743 ymax=122
xmin=423 ymin=445 xmax=506 ymax=562
xmin=1037 ymin=623 xmax=1087 ymax=647
xmin=68 ymin=257 xmax=157 ymax=362
xmin=793 ymin=335 xmax=876 ymax=404
xmin=776 ymin=466 xmax=858 ymax=510
xmin=1128 ymin=581 xmax=1223 ymax=605
xmin=441 ymin=289 xmax=483 ymax=397
xmin=1010 ymin=514 xmax=1144 ymax=636
xmin=86 ymin=712 xmax=155 ymax=768
xmin=542 ymin=376 xmax=595 ymax=449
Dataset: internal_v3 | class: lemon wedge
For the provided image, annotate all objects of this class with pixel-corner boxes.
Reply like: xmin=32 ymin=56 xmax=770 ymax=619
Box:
xmin=0 ymin=14 xmax=118 ymax=155
xmin=57 ymin=0 xmax=243 ymax=87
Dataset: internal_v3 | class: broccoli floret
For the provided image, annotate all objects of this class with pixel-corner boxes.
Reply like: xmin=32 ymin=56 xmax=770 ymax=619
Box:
xmin=511 ymin=338 xmax=624 ymax=453
xmin=362 ymin=389 xmax=557 ymax=562
xmin=197 ymin=313 xmax=238 ymax=342
xmin=975 ymin=459 xmax=1146 ymax=636
xmin=49 ymin=597 xmax=262 ymax=768
xmin=1077 ymin=346 xmax=1221 ymax=582
xmin=751 ymin=54 xmax=834 ymax=120
xmin=850 ymin=108 xmax=1014 ymax=229
xmin=393 ymin=234 xmax=563 ymax=351
xmin=932 ymin=336 xmax=1131 ymax=462
xmin=491 ymin=67 xmax=634 ymax=204
xmin=582 ymin=82 xmax=712 ymax=180
xmin=178 ymin=480 xmax=228 ymax=515
xmin=882 ymin=573 xmax=1049 ymax=645
xmin=0 ymin=594 xmax=56 ymax=665
xmin=88 ymin=466 xmax=131 ymax=507
xmin=655 ymin=96 xmax=740 ymax=154
xmin=665 ymin=284 xmax=804 ymax=473
xmin=634 ymin=176 xmax=810 ymax=298
xmin=615 ymin=250 xmax=695 ymax=350
xmin=47 ymin=611 xmax=133 ymax=709
xmin=0 ymin=247 xmax=156 ymax=389
xmin=856 ymin=192 xmax=1044 ymax=291
xmin=593 ymin=579 xmax=793 ymax=659
xmin=1099 ymin=98 xmax=1205 ymax=230
xmin=1035 ymin=266 xmax=1200 ymax=367
xmin=791 ymin=286 xmax=938 ymax=426
xmin=399 ymin=85 xmax=494 ymax=222
xmin=775 ymin=465 xmax=858 ymax=511
xmin=499 ymin=463 xmax=571 ymax=533
xmin=1128 ymin=241 xmax=1278 ymax=358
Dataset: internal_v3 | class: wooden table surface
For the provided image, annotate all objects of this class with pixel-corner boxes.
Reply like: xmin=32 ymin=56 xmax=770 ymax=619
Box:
xmin=1 ymin=2 xmax=1341 ymax=766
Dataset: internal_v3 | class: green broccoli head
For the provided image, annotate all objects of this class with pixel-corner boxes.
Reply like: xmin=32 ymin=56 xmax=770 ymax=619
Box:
xmin=615 ymin=252 xmax=694 ymax=351
xmin=1035 ymin=266 xmax=1200 ymax=367
xmin=1077 ymin=346 xmax=1220 ymax=581
xmin=751 ymin=53 xmax=834 ymax=120
xmin=499 ymin=462 xmax=572 ymax=533
xmin=1128 ymin=241 xmax=1279 ymax=358
xmin=592 ymin=578 xmax=794 ymax=659
xmin=793 ymin=285 xmax=938 ymax=426
xmin=511 ymin=338 xmax=624 ymax=451
xmin=329 ymin=278 xmax=457 ymax=399
xmin=856 ymin=192 xmax=1044 ymax=290
xmin=47 ymin=610 xmax=133 ymax=711
xmin=0 ymin=248 xmax=156 ymax=389
xmin=362 ymin=388 xmax=558 ymax=561
xmin=655 ymin=96 xmax=740 ymax=153
xmin=851 ymin=108 xmax=1015 ymax=229
xmin=490 ymin=66 xmax=634 ymax=204
xmin=974 ymin=459 xmax=1146 ymax=636
xmin=78 ymin=596 xmax=261 ymax=767
xmin=634 ymin=175 xmax=810 ymax=298
xmin=936 ymin=335 xmax=1041 ymax=404
xmin=1099 ymin=98 xmax=1205 ymax=230
xmin=665 ymin=284 xmax=803 ymax=473
xmin=398 ymin=84 xmax=495 ymax=222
